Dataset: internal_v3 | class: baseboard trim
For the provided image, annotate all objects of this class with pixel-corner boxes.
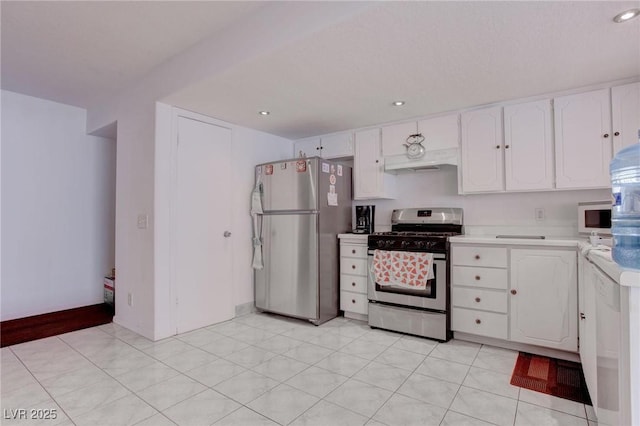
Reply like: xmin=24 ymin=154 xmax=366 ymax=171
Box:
xmin=1 ymin=304 xmax=114 ymax=347
xmin=235 ymin=301 xmax=256 ymax=317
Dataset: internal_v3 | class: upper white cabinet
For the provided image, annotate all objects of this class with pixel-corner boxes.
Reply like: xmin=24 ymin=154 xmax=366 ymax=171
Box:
xmin=382 ymin=114 xmax=460 ymax=158
xmin=554 ymin=89 xmax=612 ymax=189
xmin=381 ymin=121 xmax=417 ymax=157
xmin=460 ymin=106 xmax=504 ymax=193
xmin=293 ymin=132 xmax=354 ymax=159
xmin=611 ymin=82 xmax=640 ymax=155
xmin=504 ymin=99 xmax=554 ymax=191
xmin=319 ymin=132 xmax=354 ymax=159
xmin=353 ymin=128 xmax=396 ymax=200
xmin=294 ymin=137 xmax=321 ymax=158
xmin=417 ymin=113 xmax=460 ymax=151
xmin=510 ymin=248 xmax=578 ymax=352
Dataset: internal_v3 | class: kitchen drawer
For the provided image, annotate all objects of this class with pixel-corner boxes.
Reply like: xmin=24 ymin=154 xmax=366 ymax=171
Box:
xmin=452 ymin=246 xmax=508 ymax=268
xmin=340 ymin=257 xmax=368 ymax=276
xmin=452 ymin=287 xmax=508 ymax=313
xmin=452 ymin=307 xmax=508 ymax=339
xmin=340 ymin=274 xmax=367 ymax=294
xmin=340 ymin=291 xmax=368 ymax=315
xmin=341 ymin=243 xmax=368 ymax=259
xmin=452 ymin=266 xmax=508 ymax=290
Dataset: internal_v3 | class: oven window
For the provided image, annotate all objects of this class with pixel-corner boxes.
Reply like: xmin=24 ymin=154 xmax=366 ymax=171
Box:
xmin=375 ymin=263 xmax=437 ymax=298
xmin=585 ymin=209 xmax=611 ymax=228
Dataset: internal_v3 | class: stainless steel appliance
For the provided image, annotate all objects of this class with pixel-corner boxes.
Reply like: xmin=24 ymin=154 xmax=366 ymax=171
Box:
xmin=578 ymin=201 xmax=612 ymax=236
xmin=354 ymin=205 xmax=375 ymax=234
xmin=254 ymin=158 xmax=352 ymax=325
xmin=367 ymin=207 xmax=463 ymax=341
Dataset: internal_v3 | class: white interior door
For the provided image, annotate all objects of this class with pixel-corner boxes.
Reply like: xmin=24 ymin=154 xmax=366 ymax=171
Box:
xmin=175 ymin=116 xmax=234 ymax=333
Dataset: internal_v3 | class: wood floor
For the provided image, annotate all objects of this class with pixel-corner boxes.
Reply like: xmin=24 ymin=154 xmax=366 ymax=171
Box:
xmin=1 ymin=303 xmax=114 ymax=347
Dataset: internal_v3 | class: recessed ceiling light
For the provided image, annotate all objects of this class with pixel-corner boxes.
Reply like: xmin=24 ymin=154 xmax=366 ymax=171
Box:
xmin=258 ymin=111 xmax=270 ymax=116
xmin=392 ymin=101 xmax=405 ymax=106
xmin=613 ymin=8 xmax=640 ymax=23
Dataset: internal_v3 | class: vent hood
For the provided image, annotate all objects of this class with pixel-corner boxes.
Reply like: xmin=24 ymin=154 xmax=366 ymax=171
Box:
xmin=384 ymin=147 xmax=459 ymax=172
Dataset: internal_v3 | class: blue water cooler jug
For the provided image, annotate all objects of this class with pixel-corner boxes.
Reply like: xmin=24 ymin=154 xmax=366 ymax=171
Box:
xmin=610 ymin=136 xmax=640 ymax=270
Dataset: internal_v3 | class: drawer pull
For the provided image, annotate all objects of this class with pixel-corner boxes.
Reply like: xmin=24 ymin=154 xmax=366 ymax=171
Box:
xmin=352 ymin=249 xmax=356 ymax=254
xmin=475 ymin=275 xmax=480 ymax=280
xmin=352 ymin=265 xmax=356 ymax=270
xmin=352 ymin=299 xmax=356 ymax=304
xmin=474 ymin=255 xmax=480 ymax=260
xmin=352 ymin=282 xmax=356 ymax=287
xmin=511 ymin=289 xmax=517 ymax=295
xmin=475 ymin=297 xmax=481 ymax=303
xmin=580 ymin=313 xmax=586 ymax=320
xmin=475 ymin=319 xmax=481 ymax=324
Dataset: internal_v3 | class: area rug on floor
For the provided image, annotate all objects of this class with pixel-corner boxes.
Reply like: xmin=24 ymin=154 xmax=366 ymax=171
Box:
xmin=510 ymin=352 xmax=592 ymax=405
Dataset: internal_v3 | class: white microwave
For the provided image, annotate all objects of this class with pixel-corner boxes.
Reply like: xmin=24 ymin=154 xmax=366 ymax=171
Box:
xmin=578 ymin=201 xmax=612 ymax=235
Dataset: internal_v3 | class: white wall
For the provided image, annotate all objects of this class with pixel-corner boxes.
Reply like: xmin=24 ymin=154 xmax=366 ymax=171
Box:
xmin=355 ymin=166 xmax=611 ymax=235
xmin=153 ymin=104 xmax=292 ymax=340
xmin=1 ymin=90 xmax=116 ymax=321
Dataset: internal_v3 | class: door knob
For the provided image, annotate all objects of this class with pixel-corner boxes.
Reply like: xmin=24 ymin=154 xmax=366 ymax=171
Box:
xmin=223 ymin=231 xmax=232 ymax=238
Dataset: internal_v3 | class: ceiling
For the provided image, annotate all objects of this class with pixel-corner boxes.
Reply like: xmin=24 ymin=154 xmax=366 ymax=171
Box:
xmin=2 ymin=1 xmax=640 ymax=140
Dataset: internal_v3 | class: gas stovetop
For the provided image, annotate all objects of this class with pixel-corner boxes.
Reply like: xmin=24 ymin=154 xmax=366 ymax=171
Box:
xmin=368 ymin=207 xmax=463 ymax=252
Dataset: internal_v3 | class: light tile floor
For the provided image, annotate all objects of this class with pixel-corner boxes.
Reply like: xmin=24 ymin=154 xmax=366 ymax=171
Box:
xmin=1 ymin=313 xmax=598 ymax=426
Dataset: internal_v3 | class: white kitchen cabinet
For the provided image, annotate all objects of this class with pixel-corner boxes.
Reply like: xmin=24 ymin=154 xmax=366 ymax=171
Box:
xmin=554 ymin=89 xmax=612 ymax=189
xmin=510 ymin=248 xmax=578 ymax=352
xmin=320 ymin=132 xmax=354 ymax=159
xmin=417 ymin=113 xmax=459 ymax=151
xmin=381 ymin=121 xmax=417 ymax=157
xmin=504 ymin=99 xmax=554 ymax=191
xmin=339 ymin=237 xmax=369 ymax=320
xmin=578 ymin=254 xmax=598 ymax=410
xmin=294 ymin=133 xmax=354 ymax=159
xmin=353 ymin=128 xmax=396 ymax=200
xmin=451 ymin=246 xmax=509 ymax=340
xmin=460 ymin=106 xmax=504 ymax=193
xmin=294 ymin=137 xmax=321 ymax=158
xmin=611 ymin=82 xmax=640 ymax=155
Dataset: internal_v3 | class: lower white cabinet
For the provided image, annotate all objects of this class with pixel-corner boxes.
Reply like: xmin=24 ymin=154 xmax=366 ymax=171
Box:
xmin=510 ymin=248 xmax=577 ymax=352
xmin=451 ymin=243 xmax=578 ymax=353
xmin=338 ymin=235 xmax=369 ymax=319
xmin=578 ymin=254 xmax=598 ymax=410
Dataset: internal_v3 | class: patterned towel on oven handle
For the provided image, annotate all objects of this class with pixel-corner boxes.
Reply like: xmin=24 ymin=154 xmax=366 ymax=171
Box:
xmin=372 ymin=249 xmax=435 ymax=290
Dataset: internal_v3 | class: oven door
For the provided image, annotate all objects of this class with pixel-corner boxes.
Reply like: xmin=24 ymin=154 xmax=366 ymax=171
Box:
xmin=367 ymin=250 xmax=446 ymax=311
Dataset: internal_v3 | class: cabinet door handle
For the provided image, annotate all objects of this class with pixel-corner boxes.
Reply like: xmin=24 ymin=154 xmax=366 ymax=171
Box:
xmin=475 ymin=275 xmax=480 ymax=281
xmin=603 ymin=133 xmax=610 ymax=138
xmin=475 ymin=297 xmax=481 ymax=303
xmin=352 ymin=265 xmax=356 ymax=269
xmin=352 ymin=282 xmax=356 ymax=287
xmin=352 ymin=249 xmax=356 ymax=254
xmin=316 ymin=147 xmax=320 ymax=150
xmin=580 ymin=313 xmax=586 ymax=320
xmin=352 ymin=299 xmax=356 ymax=304
xmin=375 ymin=160 xmax=379 ymax=163
xmin=475 ymin=319 xmax=482 ymax=324
xmin=614 ymin=131 xmax=620 ymax=136
xmin=496 ymin=145 xmax=501 ymax=149
xmin=474 ymin=255 xmax=480 ymax=260
xmin=511 ymin=289 xmax=517 ymax=295
xmin=505 ymin=145 xmax=510 ymax=149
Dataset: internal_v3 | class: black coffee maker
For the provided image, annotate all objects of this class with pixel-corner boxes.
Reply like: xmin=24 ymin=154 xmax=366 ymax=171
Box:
xmin=354 ymin=205 xmax=375 ymax=234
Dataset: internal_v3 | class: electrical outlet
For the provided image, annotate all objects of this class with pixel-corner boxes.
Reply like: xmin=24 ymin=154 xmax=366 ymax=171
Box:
xmin=127 ymin=293 xmax=132 ymax=306
xmin=137 ymin=214 xmax=148 ymax=229
xmin=535 ymin=208 xmax=545 ymax=221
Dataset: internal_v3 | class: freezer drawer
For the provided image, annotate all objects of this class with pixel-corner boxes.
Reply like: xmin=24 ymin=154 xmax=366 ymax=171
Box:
xmin=255 ymin=213 xmax=319 ymax=320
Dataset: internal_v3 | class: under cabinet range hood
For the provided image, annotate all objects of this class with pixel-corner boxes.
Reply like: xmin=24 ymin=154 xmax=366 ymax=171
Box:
xmin=384 ymin=147 xmax=459 ymax=172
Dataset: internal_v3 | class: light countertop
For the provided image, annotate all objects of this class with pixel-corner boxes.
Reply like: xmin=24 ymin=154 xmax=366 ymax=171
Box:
xmin=449 ymin=235 xmax=581 ymax=248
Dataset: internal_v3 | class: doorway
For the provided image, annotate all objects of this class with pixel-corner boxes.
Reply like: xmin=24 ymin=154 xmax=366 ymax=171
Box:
xmin=174 ymin=115 xmax=234 ymax=333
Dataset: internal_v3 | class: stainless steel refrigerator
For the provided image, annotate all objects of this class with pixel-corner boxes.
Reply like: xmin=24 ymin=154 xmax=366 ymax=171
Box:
xmin=254 ymin=157 xmax=352 ymax=325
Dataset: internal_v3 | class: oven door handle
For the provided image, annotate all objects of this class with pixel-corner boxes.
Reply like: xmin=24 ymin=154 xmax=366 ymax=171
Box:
xmin=367 ymin=249 xmax=446 ymax=261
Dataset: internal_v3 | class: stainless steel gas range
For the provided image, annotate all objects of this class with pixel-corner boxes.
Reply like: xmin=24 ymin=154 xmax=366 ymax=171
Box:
xmin=367 ymin=207 xmax=463 ymax=342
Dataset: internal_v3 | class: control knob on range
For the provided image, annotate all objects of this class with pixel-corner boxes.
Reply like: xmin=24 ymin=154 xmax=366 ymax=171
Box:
xmin=401 ymin=241 xmax=410 ymax=249
xmin=385 ymin=240 xmax=395 ymax=248
xmin=376 ymin=240 xmax=385 ymax=248
xmin=414 ymin=241 xmax=425 ymax=249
